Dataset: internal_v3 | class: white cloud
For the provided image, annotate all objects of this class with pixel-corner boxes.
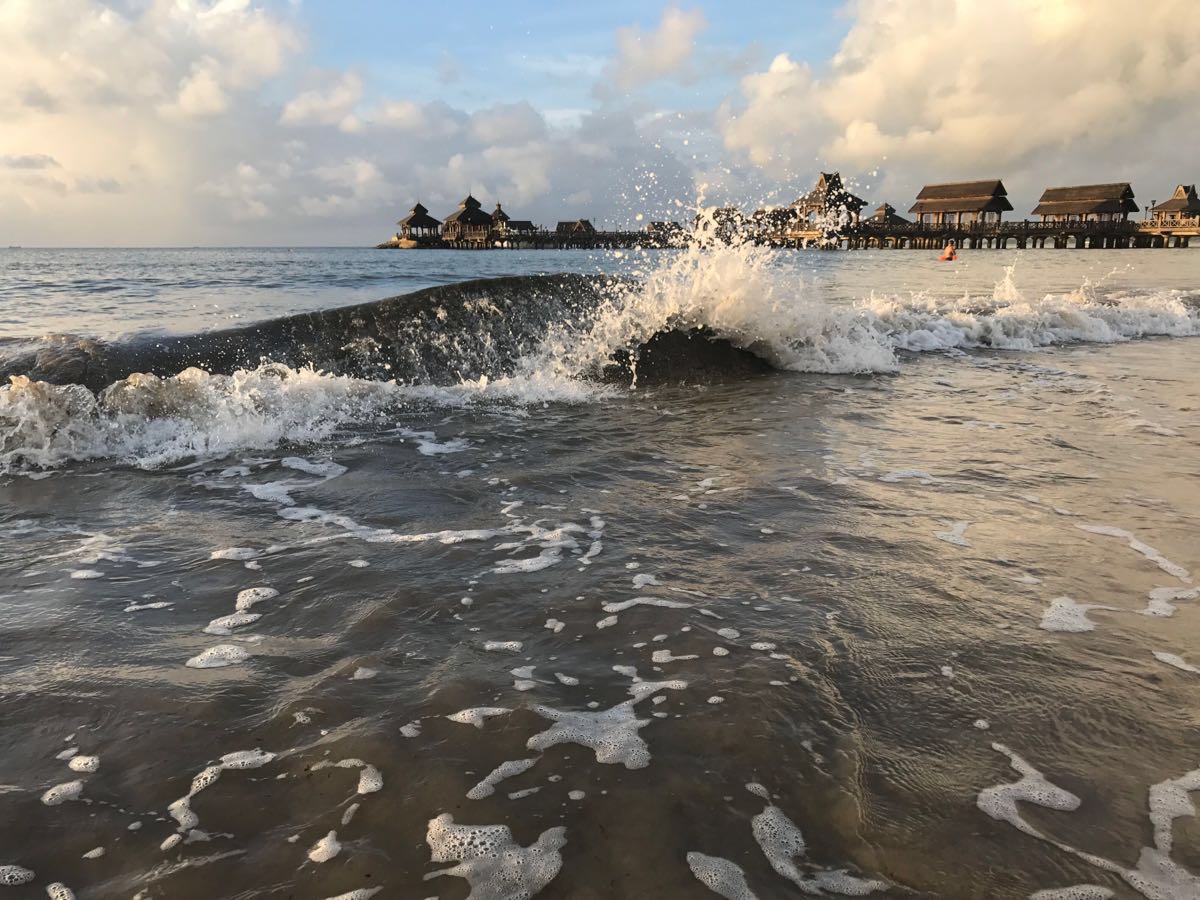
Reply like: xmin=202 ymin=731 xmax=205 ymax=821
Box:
xmin=609 ymin=6 xmax=707 ymax=90
xmin=280 ymin=72 xmax=364 ymax=132
xmin=719 ymin=0 xmax=1200 ymax=202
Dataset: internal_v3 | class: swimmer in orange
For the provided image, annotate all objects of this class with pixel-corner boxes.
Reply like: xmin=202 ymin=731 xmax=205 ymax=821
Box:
xmin=939 ymin=242 xmax=958 ymax=262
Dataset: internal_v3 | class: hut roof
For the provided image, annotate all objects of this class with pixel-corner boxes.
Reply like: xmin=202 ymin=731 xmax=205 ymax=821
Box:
xmin=1032 ymin=183 xmax=1137 ymax=215
xmin=397 ymin=202 xmax=441 ymax=229
xmin=506 ymin=219 xmax=536 ymax=231
xmin=556 ymin=219 xmax=595 ymax=234
xmin=444 ymin=203 xmax=493 ymax=227
xmin=870 ymin=202 xmax=910 ymax=224
xmin=1152 ymin=184 xmax=1200 ymax=214
xmin=909 ymin=180 xmax=1012 ymax=214
xmin=492 ymin=202 xmax=510 ymax=222
xmin=792 ymin=172 xmax=867 ymax=213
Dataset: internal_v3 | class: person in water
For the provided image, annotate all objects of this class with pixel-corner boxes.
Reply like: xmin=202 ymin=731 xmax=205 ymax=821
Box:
xmin=939 ymin=242 xmax=958 ymax=262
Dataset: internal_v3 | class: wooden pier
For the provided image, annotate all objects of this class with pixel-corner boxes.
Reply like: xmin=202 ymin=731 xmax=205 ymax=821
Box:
xmin=783 ymin=219 xmax=1195 ymax=251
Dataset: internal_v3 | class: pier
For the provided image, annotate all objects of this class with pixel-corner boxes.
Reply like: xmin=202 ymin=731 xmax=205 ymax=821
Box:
xmin=377 ymin=180 xmax=1199 ymax=251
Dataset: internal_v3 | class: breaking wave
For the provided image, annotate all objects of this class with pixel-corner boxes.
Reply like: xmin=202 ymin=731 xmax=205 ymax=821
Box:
xmin=1 ymin=240 xmax=1197 ymax=473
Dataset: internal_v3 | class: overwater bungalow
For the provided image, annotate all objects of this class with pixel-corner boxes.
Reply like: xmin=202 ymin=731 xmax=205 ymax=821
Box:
xmin=1150 ymin=184 xmax=1200 ymax=227
xmin=791 ymin=172 xmax=866 ymax=225
xmin=1032 ymin=183 xmax=1137 ymax=223
xmin=556 ymin=219 xmax=596 ymax=237
xmin=396 ymin=202 xmax=441 ymax=242
xmin=909 ymin=180 xmax=1012 ymax=226
xmin=442 ymin=195 xmax=493 ymax=244
xmin=868 ymin=203 xmax=910 ymax=227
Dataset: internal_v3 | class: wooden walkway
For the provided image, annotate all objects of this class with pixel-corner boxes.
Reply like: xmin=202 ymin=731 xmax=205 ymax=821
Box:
xmin=377 ymin=220 xmax=1197 ymax=251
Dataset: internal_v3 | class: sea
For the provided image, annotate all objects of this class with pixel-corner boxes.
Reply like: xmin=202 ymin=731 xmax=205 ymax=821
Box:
xmin=0 ymin=244 xmax=1198 ymax=899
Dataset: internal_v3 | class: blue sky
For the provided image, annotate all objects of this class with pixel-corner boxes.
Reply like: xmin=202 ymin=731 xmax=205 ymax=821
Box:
xmin=1 ymin=1 xmax=1197 ymax=245
xmin=296 ymin=1 xmax=849 ymax=115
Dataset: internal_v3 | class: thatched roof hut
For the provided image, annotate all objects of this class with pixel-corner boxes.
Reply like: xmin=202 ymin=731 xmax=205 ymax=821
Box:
xmin=555 ymin=219 xmax=595 ymax=236
xmin=870 ymin=202 xmax=909 ymax=226
xmin=397 ymin=202 xmax=441 ymax=234
xmin=1151 ymin=184 xmax=1200 ymax=217
xmin=1032 ymin=183 xmax=1137 ymax=221
xmin=909 ymin=180 xmax=1013 ymax=224
xmin=792 ymin=172 xmax=866 ymax=220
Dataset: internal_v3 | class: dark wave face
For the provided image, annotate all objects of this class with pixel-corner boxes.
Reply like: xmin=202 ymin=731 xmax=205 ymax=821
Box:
xmin=0 ymin=275 xmax=771 ymax=391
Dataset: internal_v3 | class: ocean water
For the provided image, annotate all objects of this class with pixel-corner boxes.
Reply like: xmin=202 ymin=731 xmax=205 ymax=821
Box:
xmin=1 ymin=244 xmax=1199 ymax=899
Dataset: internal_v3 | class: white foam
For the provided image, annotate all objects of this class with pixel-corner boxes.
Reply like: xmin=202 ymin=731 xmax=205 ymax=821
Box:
xmin=632 ymin=573 xmax=661 ymax=588
xmin=752 ymin=802 xmax=887 ymax=894
xmin=320 ymin=889 xmax=382 ymax=900
xmin=717 ymin=628 xmax=740 ymax=640
xmin=69 ymin=569 xmax=103 ymax=580
xmin=185 ymin=644 xmax=250 ymax=668
xmin=203 ymin=611 xmax=261 ymax=635
xmin=46 ymin=883 xmax=77 ymax=900
xmin=400 ymin=722 xmax=422 ymax=738
xmin=1142 ymin=586 xmax=1200 ymax=618
xmin=687 ymin=852 xmax=759 ymax=899
xmin=976 ymin=743 xmax=1081 ymax=837
xmin=352 ymin=667 xmax=378 ymax=680
xmin=554 ymin=673 xmax=579 ymax=686
xmin=397 ymin=428 xmax=470 ymax=456
xmin=651 ymin=650 xmax=698 ymax=663
xmin=602 ymin=596 xmax=691 ymax=613
xmin=166 ymin=749 xmax=275 ymax=835
xmin=81 ymin=848 xmax=104 ymax=859
xmin=311 ymin=758 xmax=382 ymax=795
xmin=568 ymin=790 xmax=585 ymax=801
xmin=307 ymin=830 xmax=341 ymax=863
xmin=41 ymin=780 xmax=83 ymax=806
xmin=67 ymin=755 xmax=99 ymax=774
xmin=235 ymin=586 xmax=279 ymax=611
xmin=1039 ymin=597 xmax=1118 ymax=633
xmin=0 ymin=866 xmax=35 ymax=886
xmin=1029 ymin=889 xmax=1114 ymax=900
xmin=544 ymin=618 xmax=565 ymax=633
xmin=210 ymin=547 xmax=259 ymax=561
xmin=1076 ymin=524 xmax=1191 ymax=582
xmin=713 ymin=647 xmax=729 ymax=657
xmin=446 ymin=707 xmax=511 ymax=729
xmin=750 ymin=642 xmax=777 ymax=652
xmin=282 ymin=457 xmax=347 ymax=478
xmin=528 ymin=680 xmax=685 ymax=769
xmin=596 ymin=615 xmax=618 ymax=629
xmin=935 ymin=521 xmax=971 ymax=547
xmin=879 ymin=470 xmax=935 ymax=484
xmin=1152 ymin=652 xmax=1200 ymax=674
xmin=484 ymin=641 xmax=523 ymax=653
xmin=424 ymin=814 xmax=566 ymax=898
xmin=124 ymin=601 xmax=172 ymax=612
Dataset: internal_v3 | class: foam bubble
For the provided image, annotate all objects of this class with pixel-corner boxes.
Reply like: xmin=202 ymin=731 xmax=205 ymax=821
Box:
xmin=602 ymin=597 xmax=691 ymax=613
xmin=935 ymin=521 xmax=971 ymax=547
xmin=400 ymin=722 xmax=421 ymax=738
xmin=67 ymin=755 xmax=99 ymax=774
xmin=484 ymin=641 xmax=523 ymax=653
xmin=69 ymin=569 xmax=103 ymax=580
xmin=185 ymin=644 xmax=250 ymax=668
xmin=41 ymin=780 xmax=83 ymax=806
xmin=568 ymin=790 xmax=586 ymax=801
xmin=1152 ymin=651 xmax=1200 ymax=674
xmin=652 ymin=650 xmax=698 ymax=663
xmin=446 ymin=708 xmax=511 ymax=729
xmin=0 ymin=866 xmax=35 ymax=886
xmin=308 ymin=830 xmax=341 ymax=863
xmin=554 ymin=673 xmax=580 ymax=686
xmin=203 ymin=611 xmax=261 ymax=635
xmin=46 ymin=883 xmax=77 ymax=900
xmin=1039 ymin=597 xmax=1119 ymax=633
xmin=544 ymin=618 xmax=565 ymax=633
xmin=1076 ymin=524 xmax=1191 ymax=582
xmin=687 ymin=852 xmax=758 ymax=899
xmin=320 ymin=890 xmax=382 ymax=900
xmin=1030 ymin=887 xmax=1115 ymax=899
xmin=235 ymin=586 xmax=279 ymax=611
xmin=528 ymin=680 xmax=684 ymax=769
xmin=81 ymin=848 xmax=103 ymax=859
xmin=352 ymin=667 xmax=378 ymax=680
xmin=976 ymin=743 xmax=1081 ymax=836
xmin=596 ymin=615 xmax=618 ymax=629
xmin=752 ymin=802 xmax=887 ymax=895
xmin=424 ymin=814 xmax=566 ymax=898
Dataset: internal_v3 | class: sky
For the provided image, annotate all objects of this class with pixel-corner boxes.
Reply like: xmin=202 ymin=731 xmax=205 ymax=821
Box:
xmin=2 ymin=0 xmax=1198 ymax=246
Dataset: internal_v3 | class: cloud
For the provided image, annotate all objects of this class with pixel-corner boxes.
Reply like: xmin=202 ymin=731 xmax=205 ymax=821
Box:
xmin=280 ymin=71 xmax=364 ymax=132
xmin=719 ymin=0 xmax=1200 ymax=202
xmin=608 ymin=6 xmax=707 ymax=90
xmin=0 ymin=153 xmax=59 ymax=169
